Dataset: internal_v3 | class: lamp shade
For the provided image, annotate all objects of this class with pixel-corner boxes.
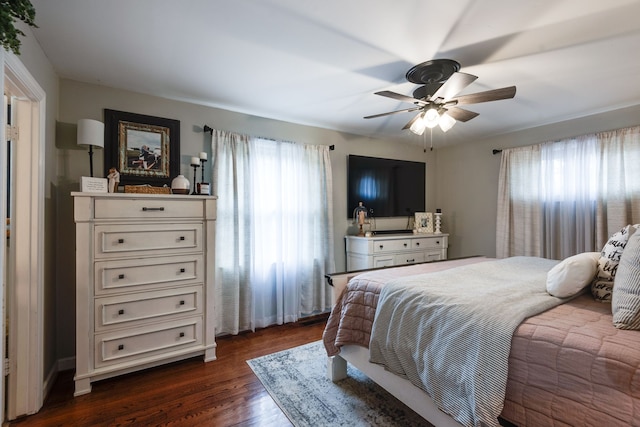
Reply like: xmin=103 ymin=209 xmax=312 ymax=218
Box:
xmin=77 ymin=119 xmax=104 ymax=148
xmin=409 ymin=113 xmax=426 ymax=135
xmin=438 ymin=113 xmax=456 ymax=132
xmin=424 ymin=108 xmax=440 ymax=129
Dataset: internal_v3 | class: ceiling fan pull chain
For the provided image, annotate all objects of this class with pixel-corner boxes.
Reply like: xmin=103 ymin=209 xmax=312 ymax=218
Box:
xmin=430 ymin=128 xmax=434 ymax=151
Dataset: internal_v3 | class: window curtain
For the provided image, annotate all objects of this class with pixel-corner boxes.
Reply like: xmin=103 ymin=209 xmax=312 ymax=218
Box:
xmin=211 ymin=129 xmax=335 ymax=335
xmin=497 ymin=126 xmax=640 ymax=259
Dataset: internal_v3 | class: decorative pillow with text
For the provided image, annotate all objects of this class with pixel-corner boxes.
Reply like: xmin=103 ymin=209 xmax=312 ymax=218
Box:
xmin=591 ymin=225 xmax=634 ymax=302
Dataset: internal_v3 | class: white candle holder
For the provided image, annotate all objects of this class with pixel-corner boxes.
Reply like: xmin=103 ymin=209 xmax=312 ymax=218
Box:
xmin=434 ymin=212 xmax=442 ymax=234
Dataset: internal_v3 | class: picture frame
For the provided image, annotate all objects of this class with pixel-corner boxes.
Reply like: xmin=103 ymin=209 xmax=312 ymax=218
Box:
xmin=415 ymin=212 xmax=434 ymax=233
xmin=104 ymin=109 xmax=180 ymax=187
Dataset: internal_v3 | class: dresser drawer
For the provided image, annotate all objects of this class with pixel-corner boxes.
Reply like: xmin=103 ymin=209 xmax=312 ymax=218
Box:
xmin=94 ymin=198 xmax=203 ymax=219
xmin=372 ymin=239 xmax=411 ymax=253
xmin=412 ymin=236 xmax=445 ymax=249
xmin=425 ymin=251 xmax=445 ymax=262
xmin=95 ymin=318 xmax=203 ymax=368
xmin=95 ymin=285 xmax=203 ymax=332
xmin=95 ymin=254 xmax=203 ymax=295
xmin=94 ymin=223 xmax=202 ymax=258
xmin=394 ymin=252 xmax=425 ymax=265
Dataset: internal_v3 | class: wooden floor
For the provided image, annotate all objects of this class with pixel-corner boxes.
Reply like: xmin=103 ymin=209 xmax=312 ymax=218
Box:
xmin=9 ymin=320 xmax=327 ymax=427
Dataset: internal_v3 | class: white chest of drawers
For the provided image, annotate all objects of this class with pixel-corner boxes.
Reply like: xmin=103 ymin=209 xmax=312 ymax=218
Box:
xmin=345 ymin=233 xmax=448 ymax=271
xmin=72 ymin=192 xmax=217 ymax=396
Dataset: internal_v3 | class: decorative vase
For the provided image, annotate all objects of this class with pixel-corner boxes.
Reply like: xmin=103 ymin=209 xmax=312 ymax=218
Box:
xmin=171 ymin=174 xmax=190 ymax=194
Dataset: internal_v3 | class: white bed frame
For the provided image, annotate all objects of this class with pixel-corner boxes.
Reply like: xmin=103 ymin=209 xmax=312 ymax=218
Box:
xmin=327 ymin=345 xmax=464 ymax=427
xmin=324 ymin=261 xmax=486 ymax=427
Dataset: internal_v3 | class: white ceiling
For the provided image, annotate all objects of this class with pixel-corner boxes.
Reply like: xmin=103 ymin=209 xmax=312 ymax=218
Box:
xmin=29 ymin=0 xmax=640 ymax=146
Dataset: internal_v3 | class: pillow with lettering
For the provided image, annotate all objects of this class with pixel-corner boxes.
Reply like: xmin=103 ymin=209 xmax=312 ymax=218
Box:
xmin=591 ymin=225 xmax=636 ymax=302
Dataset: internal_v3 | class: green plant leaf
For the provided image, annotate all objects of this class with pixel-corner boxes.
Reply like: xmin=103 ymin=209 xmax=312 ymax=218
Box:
xmin=0 ymin=0 xmax=38 ymax=55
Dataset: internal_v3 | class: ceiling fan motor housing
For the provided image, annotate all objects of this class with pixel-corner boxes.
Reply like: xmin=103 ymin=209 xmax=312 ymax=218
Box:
xmin=405 ymin=59 xmax=461 ymax=84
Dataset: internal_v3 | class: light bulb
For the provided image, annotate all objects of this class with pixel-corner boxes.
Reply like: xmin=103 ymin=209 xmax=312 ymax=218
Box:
xmin=424 ymin=108 xmax=439 ymax=128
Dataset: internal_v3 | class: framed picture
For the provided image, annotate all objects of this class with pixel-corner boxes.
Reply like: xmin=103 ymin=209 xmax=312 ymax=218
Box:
xmin=104 ymin=109 xmax=180 ymax=187
xmin=415 ymin=212 xmax=434 ymax=233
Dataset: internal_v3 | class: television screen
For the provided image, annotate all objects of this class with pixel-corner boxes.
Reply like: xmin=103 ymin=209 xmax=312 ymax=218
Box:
xmin=347 ymin=155 xmax=425 ymax=218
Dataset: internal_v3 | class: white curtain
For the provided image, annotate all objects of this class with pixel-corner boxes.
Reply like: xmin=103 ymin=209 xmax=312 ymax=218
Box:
xmin=497 ymin=126 xmax=640 ymax=259
xmin=211 ymin=129 xmax=335 ymax=335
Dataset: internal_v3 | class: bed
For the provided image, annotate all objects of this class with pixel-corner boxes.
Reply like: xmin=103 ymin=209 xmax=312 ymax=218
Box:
xmin=323 ymin=256 xmax=640 ymax=427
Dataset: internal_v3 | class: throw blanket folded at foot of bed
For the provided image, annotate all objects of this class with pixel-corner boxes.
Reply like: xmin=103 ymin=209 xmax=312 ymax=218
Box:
xmin=369 ymin=256 xmax=565 ymax=427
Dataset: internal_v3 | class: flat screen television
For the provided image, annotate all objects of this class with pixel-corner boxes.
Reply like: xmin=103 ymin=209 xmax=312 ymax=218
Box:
xmin=347 ymin=155 xmax=425 ymax=218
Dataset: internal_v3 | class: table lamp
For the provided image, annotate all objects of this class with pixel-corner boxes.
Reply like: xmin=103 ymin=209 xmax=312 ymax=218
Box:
xmin=77 ymin=119 xmax=104 ymax=177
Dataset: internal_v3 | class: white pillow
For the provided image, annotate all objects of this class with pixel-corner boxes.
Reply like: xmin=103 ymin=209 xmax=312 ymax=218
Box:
xmin=547 ymin=252 xmax=600 ymax=298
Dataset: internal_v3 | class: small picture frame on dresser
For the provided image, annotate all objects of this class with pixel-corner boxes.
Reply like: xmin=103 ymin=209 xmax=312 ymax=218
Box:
xmin=415 ymin=212 xmax=433 ymax=233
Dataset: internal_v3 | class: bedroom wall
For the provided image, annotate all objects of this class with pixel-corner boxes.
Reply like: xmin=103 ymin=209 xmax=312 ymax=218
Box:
xmin=53 ymin=79 xmax=640 ymax=362
xmin=55 ymin=79 xmax=433 ymax=360
xmin=435 ymin=103 xmax=640 ymax=259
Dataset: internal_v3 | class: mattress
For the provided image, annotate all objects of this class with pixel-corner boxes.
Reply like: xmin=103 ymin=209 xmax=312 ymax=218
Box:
xmin=323 ymin=258 xmax=640 ymax=426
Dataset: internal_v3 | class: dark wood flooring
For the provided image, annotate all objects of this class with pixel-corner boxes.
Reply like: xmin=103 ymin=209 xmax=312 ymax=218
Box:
xmin=9 ymin=319 xmax=327 ymax=427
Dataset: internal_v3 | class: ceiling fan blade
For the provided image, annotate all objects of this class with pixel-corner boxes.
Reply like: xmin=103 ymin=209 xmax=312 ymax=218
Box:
xmin=402 ymin=113 xmax=422 ymax=130
xmin=446 ymin=107 xmax=479 ymax=122
xmin=429 ymin=72 xmax=478 ymax=102
xmin=375 ymin=90 xmax=425 ymax=105
xmin=449 ymin=86 xmax=516 ymax=105
xmin=364 ymin=107 xmax=421 ymax=119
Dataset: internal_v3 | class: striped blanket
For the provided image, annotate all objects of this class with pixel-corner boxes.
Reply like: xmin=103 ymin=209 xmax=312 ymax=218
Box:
xmin=369 ymin=257 xmax=564 ymax=427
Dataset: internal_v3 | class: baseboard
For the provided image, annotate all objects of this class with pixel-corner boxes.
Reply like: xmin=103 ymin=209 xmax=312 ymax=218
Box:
xmin=42 ymin=357 xmax=75 ymax=405
xmin=298 ymin=312 xmax=329 ymax=325
xmin=58 ymin=356 xmax=75 ymax=372
xmin=42 ymin=363 xmax=57 ymax=404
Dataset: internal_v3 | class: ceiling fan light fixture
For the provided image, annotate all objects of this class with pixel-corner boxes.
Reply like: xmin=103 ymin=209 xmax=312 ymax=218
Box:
xmin=409 ymin=113 xmax=426 ymax=135
xmin=424 ymin=108 xmax=439 ymax=128
xmin=438 ymin=113 xmax=456 ymax=132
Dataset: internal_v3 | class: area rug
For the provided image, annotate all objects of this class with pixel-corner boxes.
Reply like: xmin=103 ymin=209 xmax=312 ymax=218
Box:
xmin=247 ymin=341 xmax=431 ymax=427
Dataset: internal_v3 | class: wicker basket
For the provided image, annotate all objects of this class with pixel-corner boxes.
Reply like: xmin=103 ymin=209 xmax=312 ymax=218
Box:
xmin=124 ymin=184 xmax=171 ymax=194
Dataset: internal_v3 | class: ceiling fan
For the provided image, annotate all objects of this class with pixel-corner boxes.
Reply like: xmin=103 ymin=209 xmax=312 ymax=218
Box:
xmin=364 ymin=59 xmax=516 ymax=134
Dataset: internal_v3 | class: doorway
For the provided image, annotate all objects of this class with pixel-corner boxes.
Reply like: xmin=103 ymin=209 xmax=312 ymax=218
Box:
xmin=1 ymin=50 xmax=46 ymax=421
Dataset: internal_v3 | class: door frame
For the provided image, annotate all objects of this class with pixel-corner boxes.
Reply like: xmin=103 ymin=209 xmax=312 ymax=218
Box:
xmin=1 ymin=49 xmax=46 ymax=420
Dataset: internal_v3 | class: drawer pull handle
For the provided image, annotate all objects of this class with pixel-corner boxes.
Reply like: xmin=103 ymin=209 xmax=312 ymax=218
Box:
xmin=118 ymin=309 xmax=124 ymax=315
xmin=118 ymin=238 xmax=124 ymax=244
xmin=179 ymin=300 xmax=185 ymax=305
xmin=416 ymin=242 xmax=420 ymax=246
xmin=118 ymin=274 xmax=125 ymax=279
xmin=404 ymin=243 xmax=407 ymax=247
xmin=179 ymin=332 xmax=185 ymax=338
xmin=436 ymin=241 xmax=440 ymax=245
xmin=142 ymin=207 xmax=165 ymax=212
xmin=180 ymin=268 xmax=186 ymax=273
xmin=118 ymin=344 xmax=124 ymax=351
xmin=379 ymin=245 xmax=383 ymax=249
xmin=407 ymin=259 xmax=415 ymax=263
xmin=179 ymin=236 xmax=185 ymax=241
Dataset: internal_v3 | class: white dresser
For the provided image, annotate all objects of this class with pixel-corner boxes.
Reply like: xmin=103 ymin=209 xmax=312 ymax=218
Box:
xmin=345 ymin=233 xmax=448 ymax=271
xmin=72 ymin=192 xmax=217 ymax=396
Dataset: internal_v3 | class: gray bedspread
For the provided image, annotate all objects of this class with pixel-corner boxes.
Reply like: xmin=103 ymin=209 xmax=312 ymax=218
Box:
xmin=369 ymin=256 xmax=564 ymax=427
